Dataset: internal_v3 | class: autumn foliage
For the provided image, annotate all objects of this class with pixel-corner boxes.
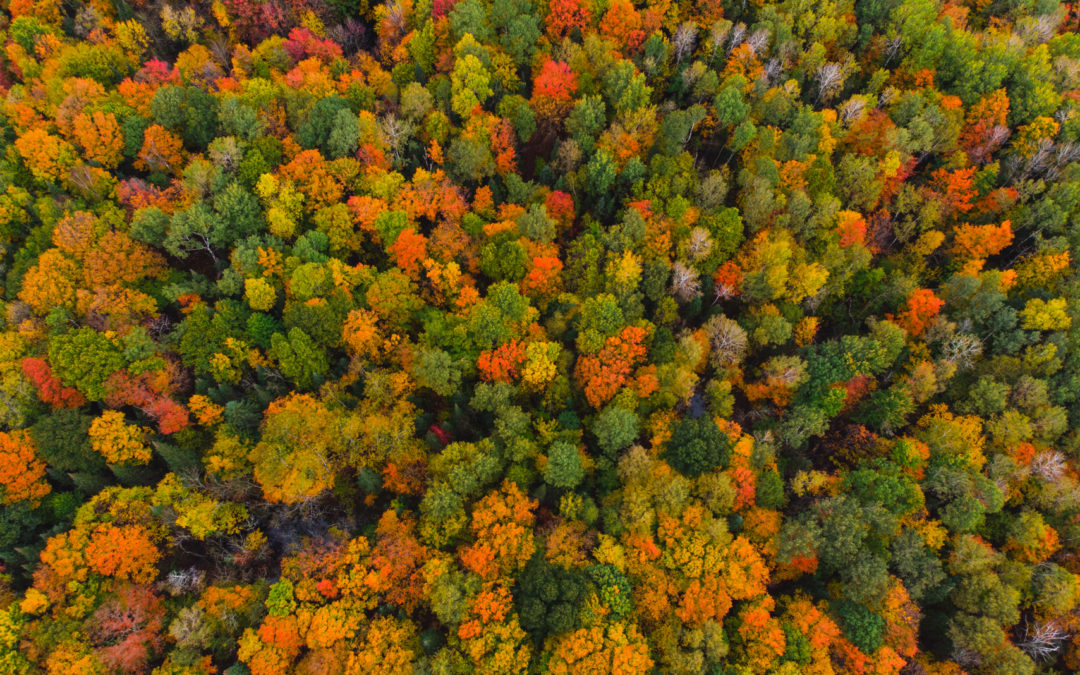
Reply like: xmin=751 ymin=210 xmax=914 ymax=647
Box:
xmin=1 ymin=2 xmax=1079 ymax=674
xmin=574 ymin=326 xmax=650 ymax=408
xmin=0 ymin=430 xmax=49 ymax=505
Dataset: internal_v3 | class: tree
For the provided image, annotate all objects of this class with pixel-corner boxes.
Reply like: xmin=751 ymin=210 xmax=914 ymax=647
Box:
xmin=591 ymin=406 xmax=640 ymax=457
xmin=478 ymin=341 xmax=526 ymax=383
xmin=14 ymin=128 xmax=78 ymax=184
xmin=460 ymin=480 xmax=537 ymax=580
xmin=412 ymin=347 xmax=464 ymax=396
xmin=47 ymin=328 xmax=125 ymax=402
xmin=149 ymin=84 xmax=220 ymax=150
xmin=491 ymin=0 xmax=541 ymax=66
xmin=664 ymin=416 xmax=731 ymax=476
xmin=90 ymin=585 xmax=166 ymax=673
xmin=894 ymin=289 xmax=944 ymax=336
xmin=599 ymin=0 xmax=645 ymax=52
xmin=544 ymin=442 xmax=585 ymax=489
xmin=1020 ymin=298 xmax=1071 ymax=331
xmin=22 ymin=357 xmax=87 ymax=408
xmin=0 ymin=430 xmax=49 ymax=505
xmin=545 ymin=0 xmax=591 ymax=40
xmin=18 ymin=249 xmax=80 ymax=315
xmin=546 ymin=622 xmax=654 ymax=674
xmin=389 ymin=228 xmax=428 ymax=280
xmin=72 ymin=110 xmax=124 ymax=169
xmin=574 ymin=326 xmax=649 ymax=408
xmin=952 ymin=221 xmax=1013 ymax=266
xmin=135 ymin=124 xmax=185 ymax=174
xmin=270 ymin=328 xmax=329 ymax=390
xmin=451 ymin=50 xmax=493 ymax=118
xmin=567 ymin=96 xmax=607 ymax=152
xmin=366 ymin=269 xmax=424 ymax=329
xmin=531 ymin=60 xmax=578 ymax=120
xmin=249 ymin=393 xmax=351 ymax=504
xmin=86 ymin=524 xmax=162 ymax=583
xmin=348 ymin=616 xmax=421 ymax=674
xmin=89 ymin=411 xmax=152 ymax=466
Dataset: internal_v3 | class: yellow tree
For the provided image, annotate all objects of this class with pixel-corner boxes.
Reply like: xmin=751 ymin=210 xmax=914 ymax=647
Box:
xmin=249 ymin=393 xmax=352 ymax=504
xmin=546 ymin=622 xmax=654 ymax=674
xmin=89 ymin=410 xmax=152 ymax=465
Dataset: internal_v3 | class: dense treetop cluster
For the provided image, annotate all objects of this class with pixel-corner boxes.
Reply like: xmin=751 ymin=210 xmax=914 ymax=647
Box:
xmin=1 ymin=0 xmax=1080 ymax=673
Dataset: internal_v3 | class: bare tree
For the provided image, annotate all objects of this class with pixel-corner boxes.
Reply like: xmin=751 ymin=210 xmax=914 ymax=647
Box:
xmin=763 ymin=57 xmax=787 ymax=84
xmin=840 ymin=97 xmax=866 ymax=123
xmin=728 ymin=23 xmax=747 ymax=54
xmin=379 ymin=113 xmax=415 ymax=166
xmin=670 ymin=262 xmax=702 ymax=303
xmin=162 ymin=567 xmax=206 ymax=597
xmin=686 ymin=227 xmax=713 ymax=262
xmin=884 ymin=36 xmax=903 ymax=66
xmin=169 ymin=605 xmax=209 ymax=650
xmin=816 ymin=63 xmax=845 ymax=105
xmin=746 ymin=28 xmax=771 ymax=55
xmin=1018 ymin=620 xmax=1069 ymax=662
xmin=73 ymin=6 xmax=103 ymax=38
xmin=673 ymin=22 xmax=699 ymax=64
xmin=704 ymin=315 xmax=749 ymax=368
xmin=1031 ymin=450 xmax=1067 ymax=482
xmin=209 ymin=136 xmax=243 ymax=172
xmin=941 ymin=333 xmax=983 ymax=370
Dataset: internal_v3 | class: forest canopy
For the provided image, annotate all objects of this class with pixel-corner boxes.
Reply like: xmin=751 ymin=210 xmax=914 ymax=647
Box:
xmin=1 ymin=0 xmax=1080 ymax=673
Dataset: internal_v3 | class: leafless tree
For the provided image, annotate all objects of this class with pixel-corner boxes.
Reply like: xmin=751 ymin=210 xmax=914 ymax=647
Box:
xmin=67 ymin=164 xmax=103 ymax=201
xmin=327 ymin=19 xmax=367 ymax=55
xmin=816 ymin=63 xmax=845 ymax=104
xmin=884 ymin=36 xmax=903 ymax=66
xmin=145 ymin=314 xmax=173 ymax=339
xmin=162 ymin=567 xmax=206 ymax=597
xmin=670 ymin=262 xmax=702 ymax=303
xmin=554 ymin=139 xmax=583 ymax=175
xmin=840 ymin=97 xmax=865 ymax=123
xmin=673 ymin=23 xmax=699 ymax=64
xmin=379 ymin=114 xmax=415 ymax=166
xmin=1018 ymin=620 xmax=1069 ymax=662
xmin=6 ymin=301 xmax=33 ymax=327
xmin=1022 ymin=13 xmax=1064 ymax=45
xmin=73 ymin=6 xmax=103 ymax=38
xmin=728 ymin=23 xmax=747 ymax=53
xmin=686 ymin=227 xmax=713 ymax=262
xmin=950 ymin=647 xmax=982 ymax=668
xmin=383 ymin=1 xmax=409 ymax=35
xmin=209 ymin=136 xmax=243 ymax=172
xmin=169 ymin=605 xmax=212 ymax=651
xmin=682 ymin=61 xmax=707 ymax=94
xmin=704 ymin=315 xmax=748 ymax=368
xmin=941 ymin=333 xmax=983 ymax=370
xmin=746 ymin=28 xmax=771 ymax=55
xmin=1031 ymin=450 xmax=1067 ymax=482
xmin=763 ymin=57 xmax=786 ymax=84
xmin=209 ymin=37 xmax=233 ymax=75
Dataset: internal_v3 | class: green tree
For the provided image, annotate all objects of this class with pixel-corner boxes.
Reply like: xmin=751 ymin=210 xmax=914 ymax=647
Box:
xmin=591 ymin=406 xmax=639 ymax=457
xmin=663 ymin=415 xmax=730 ymax=476
xmin=47 ymin=329 xmax=125 ymax=402
xmin=270 ymin=328 xmax=329 ymax=390
xmin=451 ymin=52 xmax=493 ymax=118
xmin=412 ymin=347 xmax=464 ymax=397
xmin=544 ymin=441 xmax=585 ymax=489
